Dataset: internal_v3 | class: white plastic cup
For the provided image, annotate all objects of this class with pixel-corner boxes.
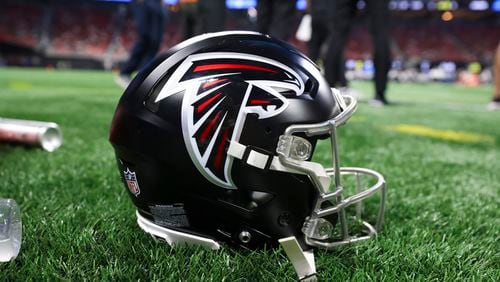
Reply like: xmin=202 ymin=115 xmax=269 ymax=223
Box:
xmin=0 ymin=199 xmax=22 ymax=262
xmin=0 ymin=118 xmax=62 ymax=152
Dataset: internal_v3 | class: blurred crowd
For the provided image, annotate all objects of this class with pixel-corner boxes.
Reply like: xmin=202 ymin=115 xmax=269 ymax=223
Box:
xmin=0 ymin=0 xmax=499 ymax=94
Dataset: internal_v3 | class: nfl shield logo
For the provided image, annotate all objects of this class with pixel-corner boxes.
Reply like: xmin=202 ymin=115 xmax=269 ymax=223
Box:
xmin=123 ymin=168 xmax=140 ymax=196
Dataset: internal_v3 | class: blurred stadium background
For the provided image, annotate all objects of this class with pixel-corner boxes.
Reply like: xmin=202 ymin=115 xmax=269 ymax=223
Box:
xmin=1 ymin=0 xmax=499 ymax=85
xmin=1 ymin=0 xmax=499 ymax=280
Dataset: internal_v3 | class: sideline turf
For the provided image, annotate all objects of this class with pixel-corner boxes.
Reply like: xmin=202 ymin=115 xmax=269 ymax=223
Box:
xmin=0 ymin=68 xmax=498 ymax=280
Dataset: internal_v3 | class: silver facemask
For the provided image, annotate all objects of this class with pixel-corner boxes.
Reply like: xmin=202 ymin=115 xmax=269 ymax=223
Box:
xmin=275 ymin=90 xmax=386 ymax=280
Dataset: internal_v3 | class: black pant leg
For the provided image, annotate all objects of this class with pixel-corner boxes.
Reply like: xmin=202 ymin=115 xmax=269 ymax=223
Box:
xmin=308 ymin=17 xmax=329 ymax=63
xmin=121 ymin=3 xmax=149 ymax=75
xmin=199 ymin=0 xmax=226 ymax=33
xmin=256 ymin=0 xmax=272 ymax=34
xmin=182 ymin=4 xmax=200 ymax=40
xmin=324 ymin=0 xmax=355 ymax=87
xmin=271 ymin=0 xmax=296 ymax=40
xmin=138 ymin=6 xmax=165 ymax=71
xmin=366 ymin=0 xmax=391 ymax=98
xmin=184 ymin=14 xmax=194 ymax=40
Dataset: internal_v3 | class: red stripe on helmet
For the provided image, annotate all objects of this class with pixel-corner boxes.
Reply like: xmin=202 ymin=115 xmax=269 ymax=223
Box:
xmin=197 ymin=93 xmax=222 ymax=113
xmin=194 ymin=64 xmax=277 ymax=74
xmin=214 ymin=128 xmax=229 ymax=169
xmin=250 ymin=99 xmax=272 ymax=105
xmin=199 ymin=110 xmax=222 ymax=143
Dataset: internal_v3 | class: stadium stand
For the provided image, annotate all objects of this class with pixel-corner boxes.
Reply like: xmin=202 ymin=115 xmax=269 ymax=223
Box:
xmin=0 ymin=4 xmax=43 ymax=48
xmin=0 ymin=1 xmax=498 ymax=69
xmin=113 ymin=16 xmax=137 ymax=59
xmin=345 ymin=27 xmax=373 ymax=60
xmin=50 ymin=5 xmax=114 ymax=57
xmin=391 ymin=23 xmax=476 ymax=62
xmin=449 ymin=24 xmax=500 ymax=61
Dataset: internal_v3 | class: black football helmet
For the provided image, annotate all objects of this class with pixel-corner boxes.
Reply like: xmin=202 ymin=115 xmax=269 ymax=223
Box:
xmin=109 ymin=31 xmax=386 ymax=280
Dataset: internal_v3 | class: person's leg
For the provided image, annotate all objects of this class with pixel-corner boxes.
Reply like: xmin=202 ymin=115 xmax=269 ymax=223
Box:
xmin=256 ymin=0 xmax=272 ymax=34
xmin=308 ymin=17 xmax=329 ymax=63
xmin=117 ymin=2 xmax=149 ymax=88
xmin=488 ymin=43 xmax=500 ymax=110
xmin=270 ymin=0 xmax=296 ymax=40
xmin=181 ymin=4 xmax=197 ymax=40
xmin=120 ymin=36 xmax=147 ymax=76
xmin=138 ymin=4 xmax=165 ymax=71
xmin=324 ymin=0 xmax=355 ymax=87
xmin=199 ymin=0 xmax=226 ymax=33
xmin=494 ymin=43 xmax=500 ymax=101
xmin=367 ymin=0 xmax=391 ymax=103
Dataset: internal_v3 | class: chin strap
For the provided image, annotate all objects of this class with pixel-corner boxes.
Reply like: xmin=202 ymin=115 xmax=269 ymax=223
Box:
xmin=279 ymin=237 xmax=317 ymax=281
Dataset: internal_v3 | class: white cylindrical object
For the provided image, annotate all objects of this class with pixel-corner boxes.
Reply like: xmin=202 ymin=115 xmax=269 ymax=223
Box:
xmin=0 ymin=199 xmax=22 ymax=262
xmin=0 ymin=118 xmax=62 ymax=152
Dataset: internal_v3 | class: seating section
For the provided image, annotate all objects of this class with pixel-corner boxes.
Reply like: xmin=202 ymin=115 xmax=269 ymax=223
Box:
xmin=345 ymin=27 xmax=373 ymax=60
xmin=50 ymin=6 xmax=114 ymax=56
xmin=113 ymin=17 xmax=137 ymax=58
xmin=391 ymin=24 xmax=476 ymax=62
xmin=448 ymin=25 xmax=500 ymax=61
xmin=0 ymin=4 xmax=43 ymax=48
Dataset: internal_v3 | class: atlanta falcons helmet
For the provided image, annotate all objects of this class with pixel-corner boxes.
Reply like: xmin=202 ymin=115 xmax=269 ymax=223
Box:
xmin=109 ymin=31 xmax=386 ymax=280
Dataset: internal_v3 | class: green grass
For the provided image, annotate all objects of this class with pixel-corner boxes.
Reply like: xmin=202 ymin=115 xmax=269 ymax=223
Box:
xmin=0 ymin=67 xmax=499 ymax=281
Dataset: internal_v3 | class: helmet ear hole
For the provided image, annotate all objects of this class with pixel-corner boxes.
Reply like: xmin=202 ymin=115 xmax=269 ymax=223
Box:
xmin=304 ymin=78 xmax=313 ymax=93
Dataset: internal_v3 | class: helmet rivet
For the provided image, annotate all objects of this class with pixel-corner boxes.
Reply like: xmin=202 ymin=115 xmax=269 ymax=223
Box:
xmin=238 ymin=231 xmax=251 ymax=243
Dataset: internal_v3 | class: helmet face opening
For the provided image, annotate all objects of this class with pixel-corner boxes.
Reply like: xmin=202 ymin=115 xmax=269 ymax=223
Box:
xmin=109 ymin=31 xmax=386 ymax=280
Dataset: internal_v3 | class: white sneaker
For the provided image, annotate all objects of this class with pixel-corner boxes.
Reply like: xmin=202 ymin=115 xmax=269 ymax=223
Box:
xmin=486 ymin=101 xmax=500 ymax=111
xmin=369 ymin=97 xmax=389 ymax=107
xmin=115 ymin=74 xmax=131 ymax=90
xmin=338 ymin=87 xmax=361 ymax=99
xmin=369 ymin=99 xmax=385 ymax=107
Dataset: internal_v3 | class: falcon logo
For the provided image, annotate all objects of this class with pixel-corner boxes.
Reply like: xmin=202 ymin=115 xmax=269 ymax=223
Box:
xmin=154 ymin=52 xmax=304 ymax=189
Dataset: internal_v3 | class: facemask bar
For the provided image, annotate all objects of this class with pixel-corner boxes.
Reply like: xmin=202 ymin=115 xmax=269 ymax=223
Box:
xmin=276 ymin=93 xmax=386 ymax=249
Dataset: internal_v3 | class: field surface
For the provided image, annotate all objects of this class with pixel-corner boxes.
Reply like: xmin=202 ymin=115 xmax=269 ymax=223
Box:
xmin=0 ymin=68 xmax=498 ymax=280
